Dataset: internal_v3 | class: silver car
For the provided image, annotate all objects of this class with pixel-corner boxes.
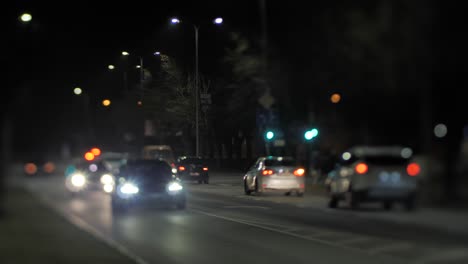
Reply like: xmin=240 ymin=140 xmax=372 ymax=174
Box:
xmin=243 ymin=156 xmax=306 ymax=197
xmin=325 ymin=146 xmax=420 ymax=210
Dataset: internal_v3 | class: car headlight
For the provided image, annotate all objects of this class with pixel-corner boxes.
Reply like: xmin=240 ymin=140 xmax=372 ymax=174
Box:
xmin=120 ymin=183 xmax=139 ymax=194
xmin=100 ymin=174 xmax=115 ymax=185
xmin=167 ymin=181 xmax=183 ymax=192
xmin=103 ymin=184 xmax=114 ymax=193
xmin=71 ymin=173 xmax=86 ymax=187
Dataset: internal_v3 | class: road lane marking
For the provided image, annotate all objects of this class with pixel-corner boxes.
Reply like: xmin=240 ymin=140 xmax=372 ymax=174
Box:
xmin=413 ymin=248 xmax=468 ymax=264
xmin=339 ymin=236 xmax=372 ymax=245
xmin=35 ymin=193 xmax=151 ymax=264
xmin=223 ymin=205 xmax=270 ymax=210
xmin=369 ymin=242 xmax=413 ymax=254
xmin=190 ymin=207 xmax=405 ymax=259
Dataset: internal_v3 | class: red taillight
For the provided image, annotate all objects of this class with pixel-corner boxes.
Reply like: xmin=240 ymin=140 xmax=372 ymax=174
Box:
xmin=178 ymin=166 xmax=186 ymax=171
xmin=262 ymin=169 xmax=274 ymax=176
xmin=294 ymin=168 xmax=305 ymax=176
xmin=203 ymin=167 xmax=208 ymax=171
xmin=355 ymin=163 xmax=368 ymax=174
xmin=407 ymin=163 xmax=420 ymax=176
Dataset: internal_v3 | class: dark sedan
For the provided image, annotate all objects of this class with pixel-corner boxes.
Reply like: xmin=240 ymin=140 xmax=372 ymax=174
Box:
xmin=111 ymin=159 xmax=186 ymax=213
xmin=175 ymin=156 xmax=209 ymax=184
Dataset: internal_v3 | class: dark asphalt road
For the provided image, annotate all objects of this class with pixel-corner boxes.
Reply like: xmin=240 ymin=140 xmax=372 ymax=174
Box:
xmin=20 ymin=173 xmax=468 ymax=264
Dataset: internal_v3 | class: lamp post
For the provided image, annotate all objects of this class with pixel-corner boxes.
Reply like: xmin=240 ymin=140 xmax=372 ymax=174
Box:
xmin=170 ymin=17 xmax=223 ymax=156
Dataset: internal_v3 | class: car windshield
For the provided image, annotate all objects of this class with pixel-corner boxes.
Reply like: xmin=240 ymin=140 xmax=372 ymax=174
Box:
xmin=126 ymin=161 xmax=172 ymax=179
xmin=180 ymin=158 xmax=203 ymax=165
xmin=362 ymin=156 xmax=408 ymax=165
xmin=264 ymin=159 xmax=296 ymax=167
xmin=147 ymin=150 xmax=174 ymax=160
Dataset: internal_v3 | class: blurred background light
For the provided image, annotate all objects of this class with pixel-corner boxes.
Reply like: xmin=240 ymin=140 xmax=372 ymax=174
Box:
xmin=434 ymin=124 xmax=447 ymax=138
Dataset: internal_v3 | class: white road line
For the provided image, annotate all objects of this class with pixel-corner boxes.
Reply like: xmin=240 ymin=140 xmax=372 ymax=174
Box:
xmin=36 ymin=193 xmax=151 ymax=264
xmin=190 ymin=208 xmax=383 ymax=256
xmin=369 ymin=242 xmax=413 ymax=254
xmin=413 ymin=248 xmax=468 ymax=264
xmin=223 ymin=205 xmax=270 ymax=210
xmin=339 ymin=236 xmax=372 ymax=245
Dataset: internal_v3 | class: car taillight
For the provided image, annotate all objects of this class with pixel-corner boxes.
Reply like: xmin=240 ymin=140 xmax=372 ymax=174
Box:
xmin=178 ymin=166 xmax=186 ymax=171
xmin=294 ymin=168 xmax=305 ymax=176
xmin=355 ymin=163 xmax=368 ymax=174
xmin=203 ymin=167 xmax=208 ymax=171
xmin=262 ymin=169 xmax=274 ymax=176
xmin=407 ymin=163 xmax=420 ymax=176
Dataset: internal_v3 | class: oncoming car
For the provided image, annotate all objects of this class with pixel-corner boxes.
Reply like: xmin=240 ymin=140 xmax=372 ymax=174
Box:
xmin=65 ymin=161 xmax=116 ymax=194
xmin=325 ymin=146 xmax=420 ymax=210
xmin=111 ymin=159 xmax=186 ymax=213
xmin=243 ymin=156 xmax=306 ymax=196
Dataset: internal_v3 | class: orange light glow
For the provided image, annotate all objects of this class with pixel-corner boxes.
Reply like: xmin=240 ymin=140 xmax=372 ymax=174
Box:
xmin=331 ymin=93 xmax=341 ymax=104
xmin=24 ymin=163 xmax=38 ymax=175
xmin=43 ymin=162 xmax=56 ymax=174
xmin=91 ymin=148 xmax=101 ymax=156
xmin=178 ymin=166 xmax=186 ymax=171
xmin=407 ymin=163 xmax=421 ymax=176
xmin=102 ymin=99 xmax=111 ymax=107
xmin=294 ymin=168 xmax=305 ymax=176
xmin=137 ymin=101 xmax=142 ymax=106
xmin=355 ymin=163 xmax=368 ymax=174
xmin=84 ymin=152 xmax=95 ymax=161
xmin=203 ymin=167 xmax=208 ymax=171
xmin=262 ymin=169 xmax=274 ymax=176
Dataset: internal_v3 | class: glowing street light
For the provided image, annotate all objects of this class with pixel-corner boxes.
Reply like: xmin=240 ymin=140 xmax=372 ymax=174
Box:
xmin=136 ymin=65 xmax=141 ymax=69
xmin=213 ymin=17 xmax=223 ymax=24
xmin=330 ymin=93 xmax=341 ymax=104
xmin=20 ymin=13 xmax=32 ymax=23
xmin=73 ymin=87 xmax=82 ymax=95
xmin=121 ymin=51 xmax=130 ymax=56
xmin=108 ymin=64 xmax=115 ymax=70
xmin=169 ymin=16 xmax=223 ymax=156
xmin=102 ymin=99 xmax=111 ymax=107
xmin=154 ymin=51 xmax=161 ymax=56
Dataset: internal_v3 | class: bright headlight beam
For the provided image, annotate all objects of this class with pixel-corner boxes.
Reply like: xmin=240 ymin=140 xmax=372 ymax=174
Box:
xmin=168 ymin=182 xmax=183 ymax=192
xmin=103 ymin=184 xmax=114 ymax=193
xmin=100 ymin=174 xmax=114 ymax=185
xmin=120 ymin=183 xmax=139 ymax=194
xmin=71 ymin=174 xmax=86 ymax=187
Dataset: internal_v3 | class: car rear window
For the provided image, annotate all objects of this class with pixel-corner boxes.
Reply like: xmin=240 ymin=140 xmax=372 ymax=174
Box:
xmin=181 ymin=159 xmax=203 ymax=165
xmin=264 ymin=159 xmax=296 ymax=167
xmin=363 ymin=156 xmax=408 ymax=165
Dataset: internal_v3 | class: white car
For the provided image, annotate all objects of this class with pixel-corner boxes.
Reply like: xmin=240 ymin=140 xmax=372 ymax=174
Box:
xmin=325 ymin=146 xmax=420 ymax=210
xmin=243 ymin=156 xmax=306 ymax=196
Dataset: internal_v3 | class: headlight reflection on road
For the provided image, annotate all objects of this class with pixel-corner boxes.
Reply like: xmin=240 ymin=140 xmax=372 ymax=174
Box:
xmin=167 ymin=182 xmax=183 ymax=192
xmin=120 ymin=183 xmax=139 ymax=194
xmin=103 ymin=184 xmax=114 ymax=193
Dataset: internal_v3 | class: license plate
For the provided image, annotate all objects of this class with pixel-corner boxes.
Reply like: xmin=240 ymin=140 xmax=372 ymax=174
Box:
xmin=379 ymin=172 xmax=400 ymax=183
xmin=190 ymin=172 xmax=200 ymax=176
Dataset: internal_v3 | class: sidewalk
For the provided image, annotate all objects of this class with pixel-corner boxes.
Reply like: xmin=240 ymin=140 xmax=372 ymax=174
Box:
xmin=0 ymin=187 xmax=135 ymax=264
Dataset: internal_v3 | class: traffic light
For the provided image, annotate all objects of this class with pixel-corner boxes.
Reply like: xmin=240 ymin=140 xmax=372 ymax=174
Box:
xmin=265 ymin=130 xmax=275 ymax=141
xmin=304 ymin=128 xmax=319 ymax=141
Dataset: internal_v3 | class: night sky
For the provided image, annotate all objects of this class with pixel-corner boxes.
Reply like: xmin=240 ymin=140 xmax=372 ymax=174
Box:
xmin=5 ymin=1 xmax=465 ymax=159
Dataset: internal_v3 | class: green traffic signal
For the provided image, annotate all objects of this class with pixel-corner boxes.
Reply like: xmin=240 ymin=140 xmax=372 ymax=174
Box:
xmin=304 ymin=128 xmax=319 ymax=141
xmin=265 ymin=131 xmax=275 ymax=140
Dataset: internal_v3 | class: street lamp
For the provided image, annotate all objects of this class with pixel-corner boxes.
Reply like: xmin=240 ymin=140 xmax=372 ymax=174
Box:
xmin=170 ymin=16 xmax=223 ymax=156
xmin=73 ymin=87 xmax=82 ymax=95
xmin=121 ymin=51 xmax=130 ymax=56
xmin=102 ymin=99 xmax=111 ymax=107
xmin=108 ymin=64 xmax=115 ymax=70
xmin=154 ymin=51 xmax=161 ymax=56
xmin=20 ymin=13 xmax=32 ymax=23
